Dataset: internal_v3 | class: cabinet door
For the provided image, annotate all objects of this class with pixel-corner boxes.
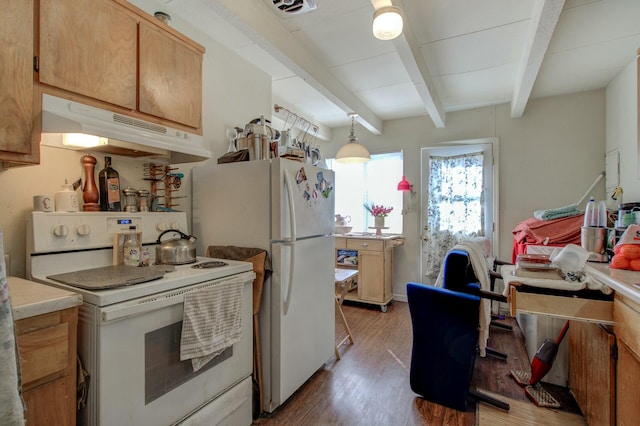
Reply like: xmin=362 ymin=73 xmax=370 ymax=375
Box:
xmin=139 ymin=22 xmax=202 ymax=129
xmin=39 ymin=0 xmax=137 ymax=109
xmin=568 ymin=321 xmax=615 ymax=426
xmin=358 ymin=250 xmax=384 ymax=302
xmin=617 ymin=341 xmax=640 ymax=425
xmin=0 ymin=0 xmax=38 ymax=164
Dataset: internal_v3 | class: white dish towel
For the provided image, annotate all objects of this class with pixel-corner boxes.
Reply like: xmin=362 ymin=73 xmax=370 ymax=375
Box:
xmin=180 ymin=278 xmax=244 ymax=372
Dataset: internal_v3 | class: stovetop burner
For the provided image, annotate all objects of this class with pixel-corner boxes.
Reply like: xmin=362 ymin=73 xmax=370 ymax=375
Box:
xmin=191 ymin=261 xmax=229 ymax=269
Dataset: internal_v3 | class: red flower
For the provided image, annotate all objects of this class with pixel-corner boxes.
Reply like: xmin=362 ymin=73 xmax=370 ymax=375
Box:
xmin=364 ymin=203 xmax=393 ymax=217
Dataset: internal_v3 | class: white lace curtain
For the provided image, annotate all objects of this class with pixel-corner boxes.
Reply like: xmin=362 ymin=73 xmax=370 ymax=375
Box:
xmin=424 ymin=151 xmax=485 ymax=282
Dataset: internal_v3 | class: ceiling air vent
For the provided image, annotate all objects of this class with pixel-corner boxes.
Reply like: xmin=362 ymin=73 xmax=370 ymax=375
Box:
xmin=271 ymin=0 xmax=317 ymax=16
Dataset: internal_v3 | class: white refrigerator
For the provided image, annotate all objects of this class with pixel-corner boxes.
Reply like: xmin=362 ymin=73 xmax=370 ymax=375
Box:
xmin=192 ymin=158 xmax=335 ymax=413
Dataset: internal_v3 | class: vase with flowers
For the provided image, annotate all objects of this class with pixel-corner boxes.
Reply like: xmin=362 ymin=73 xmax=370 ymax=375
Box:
xmin=364 ymin=203 xmax=393 ymax=232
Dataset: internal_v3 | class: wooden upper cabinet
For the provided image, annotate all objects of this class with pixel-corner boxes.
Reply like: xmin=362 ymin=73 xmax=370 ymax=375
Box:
xmin=139 ymin=22 xmax=203 ymax=129
xmin=39 ymin=0 xmax=137 ymax=109
xmin=0 ymin=0 xmax=39 ymax=164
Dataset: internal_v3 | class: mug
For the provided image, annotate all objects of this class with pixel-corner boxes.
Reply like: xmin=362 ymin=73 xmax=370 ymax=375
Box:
xmin=33 ymin=195 xmax=54 ymax=212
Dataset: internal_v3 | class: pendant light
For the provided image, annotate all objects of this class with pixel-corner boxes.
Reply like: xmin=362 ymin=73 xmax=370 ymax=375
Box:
xmin=372 ymin=6 xmax=403 ymax=41
xmin=335 ymin=113 xmax=370 ymax=164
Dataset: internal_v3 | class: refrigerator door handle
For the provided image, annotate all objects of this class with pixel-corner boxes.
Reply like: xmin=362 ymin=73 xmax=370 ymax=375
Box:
xmin=283 ymin=170 xmax=297 ymax=242
xmin=282 ymin=170 xmax=297 ymax=315
xmin=282 ymin=241 xmax=295 ymax=316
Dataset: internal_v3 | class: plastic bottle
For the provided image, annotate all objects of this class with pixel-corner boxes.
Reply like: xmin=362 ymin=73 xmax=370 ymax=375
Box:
xmin=98 ymin=156 xmax=121 ymax=211
xmin=597 ymin=200 xmax=608 ymax=227
xmin=123 ymin=227 xmax=141 ymax=267
xmin=584 ymin=197 xmax=596 ymax=227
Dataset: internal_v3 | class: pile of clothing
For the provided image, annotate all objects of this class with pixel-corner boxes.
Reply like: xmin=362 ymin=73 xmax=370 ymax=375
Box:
xmin=511 ymin=214 xmax=584 ymax=263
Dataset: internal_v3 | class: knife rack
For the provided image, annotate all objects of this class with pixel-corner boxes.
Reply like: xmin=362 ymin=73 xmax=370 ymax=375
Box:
xmin=143 ymin=163 xmax=185 ymax=210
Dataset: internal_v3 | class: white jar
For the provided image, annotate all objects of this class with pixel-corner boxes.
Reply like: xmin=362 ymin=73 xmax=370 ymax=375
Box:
xmin=54 ymin=181 xmax=79 ymax=212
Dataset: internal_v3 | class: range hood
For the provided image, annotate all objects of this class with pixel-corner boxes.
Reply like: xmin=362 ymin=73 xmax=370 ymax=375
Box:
xmin=41 ymin=94 xmax=212 ymax=164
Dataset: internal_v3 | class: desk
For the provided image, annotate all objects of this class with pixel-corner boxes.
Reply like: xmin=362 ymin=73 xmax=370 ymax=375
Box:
xmin=502 ymin=265 xmax=614 ymax=324
xmin=334 ymin=268 xmax=357 ymax=360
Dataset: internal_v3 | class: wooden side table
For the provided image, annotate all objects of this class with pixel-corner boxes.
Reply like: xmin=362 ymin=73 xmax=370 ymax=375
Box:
xmin=334 ymin=268 xmax=358 ymax=360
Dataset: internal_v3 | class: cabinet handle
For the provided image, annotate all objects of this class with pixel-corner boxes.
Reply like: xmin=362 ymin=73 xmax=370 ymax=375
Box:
xmin=361 ymin=243 xmax=368 ymax=247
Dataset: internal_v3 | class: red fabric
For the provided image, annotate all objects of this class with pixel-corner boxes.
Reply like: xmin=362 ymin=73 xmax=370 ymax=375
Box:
xmin=511 ymin=214 xmax=584 ymax=263
xmin=512 ymin=214 xmax=584 ymax=245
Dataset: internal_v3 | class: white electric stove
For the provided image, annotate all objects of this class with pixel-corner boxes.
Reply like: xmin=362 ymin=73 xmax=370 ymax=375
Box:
xmin=24 ymin=211 xmax=255 ymax=425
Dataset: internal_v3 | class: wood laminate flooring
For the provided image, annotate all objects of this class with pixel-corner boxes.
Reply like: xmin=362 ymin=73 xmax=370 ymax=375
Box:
xmin=252 ymin=301 xmax=582 ymax=425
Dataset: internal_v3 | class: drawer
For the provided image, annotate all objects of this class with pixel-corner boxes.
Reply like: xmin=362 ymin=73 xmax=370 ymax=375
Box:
xmin=335 ymin=237 xmax=346 ymax=249
xmin=346 ymin=239 xmax=384 ymax=251
xmin=509 ymin=285 xmax=614 ymax=325
xmin=17 ymin=322 xmax=69 ymax=389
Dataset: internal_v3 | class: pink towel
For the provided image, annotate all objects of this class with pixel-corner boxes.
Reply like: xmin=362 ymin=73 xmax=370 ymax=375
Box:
xmin=512 ymin=214 xmax=584 ymax=245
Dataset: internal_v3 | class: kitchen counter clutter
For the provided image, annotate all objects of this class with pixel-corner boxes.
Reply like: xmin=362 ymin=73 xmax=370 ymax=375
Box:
xmin=335 ymin=235 xmax=404 ymax=312
xmin=8 ymin=276 xmax=81 ymax=426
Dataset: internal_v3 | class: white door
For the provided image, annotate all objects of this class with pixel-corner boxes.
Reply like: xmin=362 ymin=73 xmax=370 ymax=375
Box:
xmin=420 ymin=139 xmax=498 ymax=283
xmin=271 ymin=158 xmax=335 ymax=240
xmin=268 ymin=235 xmax=335 ymax=411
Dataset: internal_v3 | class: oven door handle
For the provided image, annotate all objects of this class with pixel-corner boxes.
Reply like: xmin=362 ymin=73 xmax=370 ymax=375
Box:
xmin=100 ymin=272 xmax=254 ymax=323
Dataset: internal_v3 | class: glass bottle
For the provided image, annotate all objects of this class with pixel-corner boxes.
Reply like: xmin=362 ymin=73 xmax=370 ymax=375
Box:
xmin=99 ymin=156 xmax=121 ymax=211
xmin=123 ymin=227 xmax=141 ymax=267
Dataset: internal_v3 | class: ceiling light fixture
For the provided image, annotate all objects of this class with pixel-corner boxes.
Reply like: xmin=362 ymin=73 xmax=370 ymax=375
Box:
xmin=372 ymin=6 xmax=403 ymax=41
xmin=335 ymin=113 xmax=370 ymax=164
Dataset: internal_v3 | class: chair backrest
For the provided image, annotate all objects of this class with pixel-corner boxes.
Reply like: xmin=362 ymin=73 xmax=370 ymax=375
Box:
xmin=406 ymin=282 xmax=480 ymax=411
xmin=442 ymin=249 xmax=479 ymax=293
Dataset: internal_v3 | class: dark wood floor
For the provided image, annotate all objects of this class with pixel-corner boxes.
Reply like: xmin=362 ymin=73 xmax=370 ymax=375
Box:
xmin=253 ymin=300 xmax=581 ymax=425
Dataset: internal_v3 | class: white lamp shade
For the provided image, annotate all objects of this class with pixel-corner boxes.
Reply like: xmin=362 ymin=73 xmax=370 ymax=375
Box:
xmin=335 ymin=142 xmax=371 ymax=163
xmin=373 ymin=6 xmax=403 ymax=40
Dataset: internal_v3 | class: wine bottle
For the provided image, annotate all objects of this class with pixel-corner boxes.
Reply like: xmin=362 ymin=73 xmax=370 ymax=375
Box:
xmin=98 ymin=156 xmax=121 ymax=211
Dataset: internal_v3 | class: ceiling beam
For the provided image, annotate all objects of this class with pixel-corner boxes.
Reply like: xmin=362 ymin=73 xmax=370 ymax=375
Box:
xmin=379 ymin=0 xmax=446 ymax=128
xmin=205 ymin=0 xmax=384 ymax=134
xmin=511 ymin=0 xmax=565 ymax=118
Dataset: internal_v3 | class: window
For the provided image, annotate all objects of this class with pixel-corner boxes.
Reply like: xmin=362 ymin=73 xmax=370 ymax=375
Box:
xmin=327 ymin=152 xmax=404 ymax=233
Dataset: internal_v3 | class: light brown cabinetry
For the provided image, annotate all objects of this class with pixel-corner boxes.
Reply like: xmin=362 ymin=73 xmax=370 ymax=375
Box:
xmin=0 ymin=0 xmax=40 ymax=165
xmin=139 ymin=22 xmax=203 ymax=129
xmin=335 ymin=236 xmax=403 ymax=312
xmin=38 ymin=0 xmax=204 ymax=131
xmin=16 ymin=307 xmax=78 ymax=426
xmin=614 ymin=293 xmax=640 ymax=426
xmin=39 ymin=0 xmax=138 ymax=109
xmin=568 ymin=320 xmax=615 ymax=426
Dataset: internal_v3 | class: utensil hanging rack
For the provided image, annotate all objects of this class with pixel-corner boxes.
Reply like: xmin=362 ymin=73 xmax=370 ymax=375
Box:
xmin=143 ymin=163 xmax=185 ymax=210
xmin=273 ymin=104 xmax=319 ymax=145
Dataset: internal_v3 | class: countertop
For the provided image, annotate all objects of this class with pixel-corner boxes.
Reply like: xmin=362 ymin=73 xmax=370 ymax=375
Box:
xmin=7 ymin=276 xmax=83 ymax=321
xmin=585 ymin=263 xmax=640 ymax=304
xmin=335 ymin=233 xmax=405 ymax=241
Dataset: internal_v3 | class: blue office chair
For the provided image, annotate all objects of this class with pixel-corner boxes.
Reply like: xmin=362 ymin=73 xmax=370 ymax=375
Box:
xmin=441 ymin=249 xmax=510 ymax=360
xmin=406 ymin=282 xmax=510 ymax=412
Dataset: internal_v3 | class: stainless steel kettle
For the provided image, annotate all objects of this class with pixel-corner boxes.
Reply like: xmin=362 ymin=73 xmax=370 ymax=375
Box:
xmin=155 ymin=230 xmax=197 ymax=265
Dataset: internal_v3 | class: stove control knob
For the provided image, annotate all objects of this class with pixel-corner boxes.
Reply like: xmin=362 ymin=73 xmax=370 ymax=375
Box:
xmin=156 ymin=222 xmax=167 ymax=232
xmin=76 ymin=224 xmax=90 ymax=236
xmin=170 ymin=221 xmax=179 ymax=230
xmin=53 ymin=224 xmax=68 ymax=237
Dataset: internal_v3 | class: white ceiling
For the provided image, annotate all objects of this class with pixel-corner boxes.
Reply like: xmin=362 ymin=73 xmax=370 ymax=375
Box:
xmin=160 ymin=0 xmax=640 ymax=137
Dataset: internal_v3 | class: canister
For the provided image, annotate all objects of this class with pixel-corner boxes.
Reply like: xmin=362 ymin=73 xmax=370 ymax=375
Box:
xmin=617 ymin=202 xmax=640 ymax=228
xmin=54 ymin=181 xmax=79 ymax=212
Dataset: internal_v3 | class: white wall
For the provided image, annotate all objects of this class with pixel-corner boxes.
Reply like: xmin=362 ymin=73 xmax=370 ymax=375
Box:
xmin=321 ymin=90 xmax=606 ymax=300
xmin=606 ymin=55 xmax=639 ymax=201
xmin=0 ymin=3 xmax=271 ymax=278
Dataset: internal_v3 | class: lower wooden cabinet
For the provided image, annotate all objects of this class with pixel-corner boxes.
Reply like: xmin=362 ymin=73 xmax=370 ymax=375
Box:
xmin=335 ymin=236 xmax=403 ymax=311
xmin=614 ymin=294 xmax=640 ymax=426
xmin=15 ymin=307 xmax=78 ymax=426
xmin=568 ymin=320 xmax=615 ymax=426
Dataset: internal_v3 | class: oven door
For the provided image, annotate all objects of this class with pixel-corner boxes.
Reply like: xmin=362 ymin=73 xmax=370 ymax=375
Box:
xmin=84 ymin=273 xmax=254 ymax=425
